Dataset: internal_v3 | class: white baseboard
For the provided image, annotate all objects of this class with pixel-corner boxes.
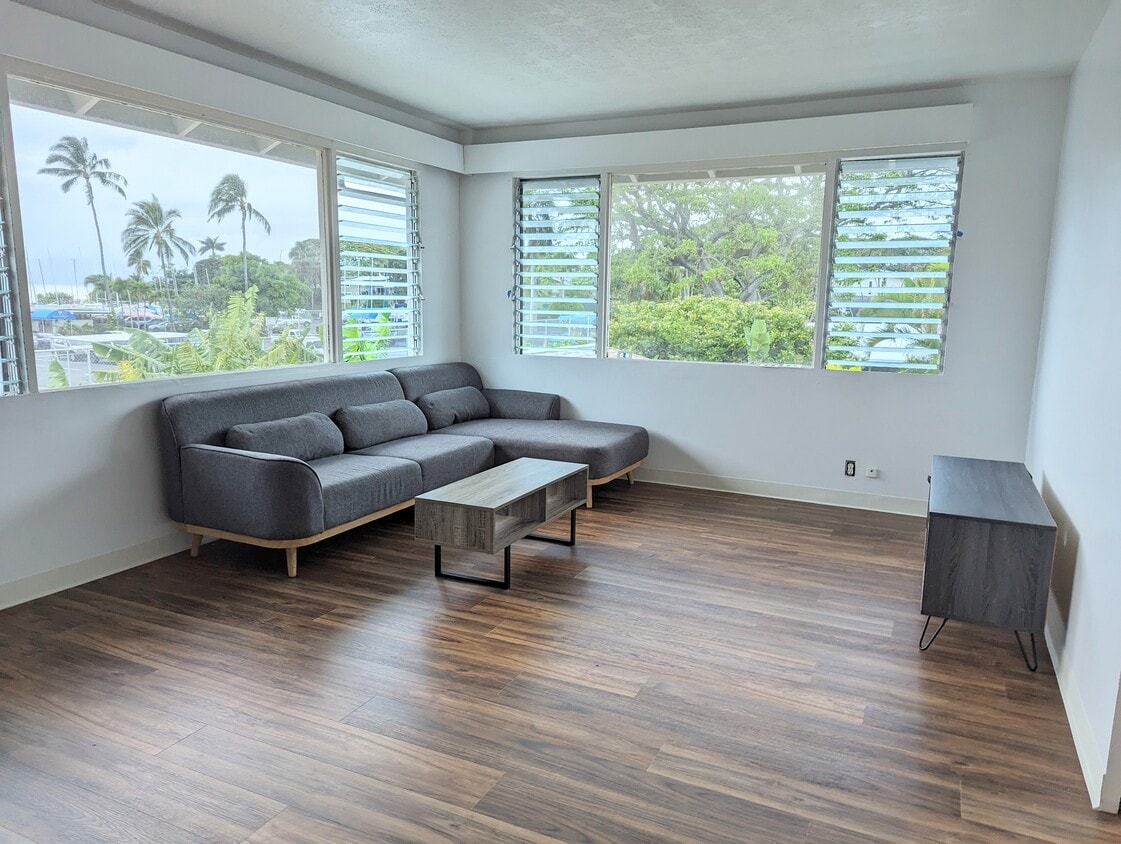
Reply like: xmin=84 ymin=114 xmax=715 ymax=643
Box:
xmin=0 ymin=531 xmax=192 ymax=612
xmin=1045 ymin=592 xmax=1117 ymax=812
xmin=634 ymin=467 xmax=927 ymax=517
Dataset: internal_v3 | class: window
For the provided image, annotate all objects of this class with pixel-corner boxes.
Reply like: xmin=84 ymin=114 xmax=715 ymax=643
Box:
xmin=609 ymin=166 xmax=826 ymax=364
xmin=824 ymin=155 xmax=963 ymax=373
xmin=7 ymin=76 xmax=322 ymax=389
xmin=515 ymin=153 xmax=963 ymax=373
xmin=336 ymin=154 xmax=421 ymax=360
xmin=514 ymin=177 xmax=600 ymax=356
xmin=0 ymin=141 xmax=24 ymax=396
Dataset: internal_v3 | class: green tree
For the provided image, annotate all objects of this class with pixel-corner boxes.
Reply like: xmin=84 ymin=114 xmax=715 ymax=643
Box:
xmin=170 ymin=283 xmax=229 ymax=328
xmin=111 ymin=276 xmax=154 ymax=312
xmin=37 ymin=291 xmax=75 ymax=305
xmin=38 ymin=136 xmax=127 ymax=281
xmin=209 ymin=252 xmax=310 ymax=316
xmin=609 ymin=297 xmax=813 ymax=365
xmin=610 ymin=175 xmax=824 ymax=307
xmin=207 ymin=174 xmax=271 ymax=291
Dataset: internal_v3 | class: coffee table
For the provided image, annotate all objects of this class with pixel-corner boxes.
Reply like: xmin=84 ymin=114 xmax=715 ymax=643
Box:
xmin=414 ymin=458 xmax=588 ymax=589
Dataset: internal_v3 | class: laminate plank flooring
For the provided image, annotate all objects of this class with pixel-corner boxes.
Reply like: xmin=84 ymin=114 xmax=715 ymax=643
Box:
xmin=1 ymin=482 xmax=1117 ymax=842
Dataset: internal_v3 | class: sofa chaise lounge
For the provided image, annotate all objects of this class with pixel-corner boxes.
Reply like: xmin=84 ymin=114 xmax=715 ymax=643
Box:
xmin=159 ymin=362 xmax=648 ymax=576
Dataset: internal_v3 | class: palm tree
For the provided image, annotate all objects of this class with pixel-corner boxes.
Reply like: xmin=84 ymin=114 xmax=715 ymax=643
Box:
xmin=39 ymin=136 xmax=127 ymax=281
xmin=198 ymin=236 xmax=226 ymax=258
xmin=126 ymin=251 xmax=151 ymax=280
xmin=83 ymin=273 xmax=114 ymax=310
xmin=121 ymin=195 xmax=195 ymax=317
xmin=207 ymin=175 xmax=270 ymax=291
xmin=195 ymin=236 xmax=226 ymax=286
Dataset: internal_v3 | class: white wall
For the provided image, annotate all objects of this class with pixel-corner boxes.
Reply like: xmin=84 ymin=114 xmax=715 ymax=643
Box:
xmin=0 ymin=7 xmax=463 ymax=605
xmin=461 ymin=78 xmax=1070 ymax=514
xmin=1028 ymin=0 xmax=1121 ymax=812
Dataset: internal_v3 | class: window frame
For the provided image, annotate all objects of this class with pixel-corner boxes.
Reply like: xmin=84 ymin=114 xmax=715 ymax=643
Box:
xmin=0 ymin=66 xmax=34 ymax=395
xmin=820 ymin=152 xmax=965 ymax=374
xmin=513 ymin=174 xmax=603 ymax=357
xmin=333 ymin=150 xmax=423 ymax=362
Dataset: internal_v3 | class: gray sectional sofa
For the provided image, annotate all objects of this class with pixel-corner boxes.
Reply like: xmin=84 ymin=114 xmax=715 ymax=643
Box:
xmin=159 ymin=361 xmax=648 ymax=576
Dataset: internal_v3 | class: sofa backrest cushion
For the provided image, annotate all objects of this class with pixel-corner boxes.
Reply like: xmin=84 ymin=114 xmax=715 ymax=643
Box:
xmin=334 ymin=399 xmax=428 ymax=450
xmin=416 ymin=386 xmax=491 ymax=430
xmin=226 ymin=412 xmax=345 ymax=462
xmin=160 ymin=371 xmax=404 ymax=522
xmin=390 ymin=362 xmax=483 ymax=401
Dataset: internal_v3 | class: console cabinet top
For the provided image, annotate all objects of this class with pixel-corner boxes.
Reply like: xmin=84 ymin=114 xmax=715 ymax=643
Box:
xmin=929 ymin=455 xmax=1055 ymax=529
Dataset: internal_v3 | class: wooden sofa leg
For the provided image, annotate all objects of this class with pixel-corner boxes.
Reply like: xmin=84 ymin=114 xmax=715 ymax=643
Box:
xmin=189 ymin=534 xmax=202 ymax=558
xmin=626 ymin=471 xmax=635 ymax=485
xmin=286 ymin=547 xmax=298 ymax=578
xmin=586 ymin=480 xmax=594 ymax=509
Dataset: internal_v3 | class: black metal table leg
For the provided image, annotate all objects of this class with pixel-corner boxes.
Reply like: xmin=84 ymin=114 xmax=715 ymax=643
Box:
xmin=919 ymin=615 xmax=948 ymax=651
xmin=433 ymin=544 xmax=511 ymax=589
xmin=1015 ymin=630 xmax=1039 ymax=672
xmin=527 ymin=508 xmax=577 ymax=547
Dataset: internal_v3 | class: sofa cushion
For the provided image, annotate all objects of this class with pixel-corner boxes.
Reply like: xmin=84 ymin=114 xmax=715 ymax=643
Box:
xmin=434 ymin=419 xmax=649 ymax=479
xmin=334 ymin=400 xmax=428 ymax=450
xmin=353 ymin=434 xmax=494 ymax=492
xmin=390 ymin=362 xmax=483 ymax=401
xmin=415 ymin=386 xmax=491 ymax=430
xmin=307 ymin=454 xmax=422 ymax=529
xmin=226 ymin=412 xmax=344 ymax=462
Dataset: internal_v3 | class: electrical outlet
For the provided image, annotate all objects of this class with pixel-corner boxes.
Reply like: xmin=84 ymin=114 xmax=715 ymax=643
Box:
xmin=844 ymin=460 xmax=856 ymax=477
xmin=864 ymin=466 xmax=879 ymax=479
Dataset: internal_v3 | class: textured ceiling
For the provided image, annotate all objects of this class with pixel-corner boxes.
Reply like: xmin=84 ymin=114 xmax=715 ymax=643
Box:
xmin=34 ymin=0 xmax=1115 ymax=129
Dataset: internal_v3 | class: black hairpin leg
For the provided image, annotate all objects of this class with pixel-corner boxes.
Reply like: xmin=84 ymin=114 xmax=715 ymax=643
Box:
xmin=434 ymin=544 xmax=511 ymax=589
xmin=527 ymin=508 xmax=577 ymax=547
xmin=919 ymin=615 xmax=948 ymax=650
xmin=1015 ymin=630 xmax=1039 ymax=672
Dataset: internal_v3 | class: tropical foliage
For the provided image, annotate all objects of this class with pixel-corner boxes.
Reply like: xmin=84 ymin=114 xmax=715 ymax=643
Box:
xmin=86 ymin=287 xmax=315 ymax=382
xmin=610 ymin=297 xmax=813 ymax=365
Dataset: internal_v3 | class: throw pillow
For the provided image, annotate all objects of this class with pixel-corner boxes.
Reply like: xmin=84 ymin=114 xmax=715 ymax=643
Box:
xmin=226 ymin=412 xmax=344 ymax=462
xmin=415 ymin=386 xmax=491 ymax=430
xmin=334 ymin=400 xmax=429 ymax=450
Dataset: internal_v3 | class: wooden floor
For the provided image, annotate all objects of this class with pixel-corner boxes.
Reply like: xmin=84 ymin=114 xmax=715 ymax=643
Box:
xmin=1 ymin=483 xmax=1117 ymax=842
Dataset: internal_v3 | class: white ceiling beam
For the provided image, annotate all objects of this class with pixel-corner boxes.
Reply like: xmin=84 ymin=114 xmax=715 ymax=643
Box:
xmin=75 ymin=95 xmax=100 ymax=115
xmin=173 ymin=118 xmax=202 ymax=136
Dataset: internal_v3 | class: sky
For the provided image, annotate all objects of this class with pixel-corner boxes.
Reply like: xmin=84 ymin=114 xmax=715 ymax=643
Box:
xmin=9 ymin=105 xmax=320 ymax=297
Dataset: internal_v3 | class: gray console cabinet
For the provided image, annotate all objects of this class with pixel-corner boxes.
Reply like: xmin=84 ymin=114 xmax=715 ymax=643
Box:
xmin=920 ymin=455 xmax=1056 ymax=666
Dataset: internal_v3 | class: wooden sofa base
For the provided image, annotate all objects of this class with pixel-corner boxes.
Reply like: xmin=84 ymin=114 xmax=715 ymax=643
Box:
xmin=587 ymin=460 xmax=642 ymax=509
xmin=176 ymin=461 xmax=644 ymax=576
xmin=174 ymin=499 xmax=416 ymax=577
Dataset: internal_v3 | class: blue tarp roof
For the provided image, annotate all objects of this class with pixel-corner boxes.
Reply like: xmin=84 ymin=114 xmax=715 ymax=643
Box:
xmin=30 ymin=308 xmax=76 ymax=320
